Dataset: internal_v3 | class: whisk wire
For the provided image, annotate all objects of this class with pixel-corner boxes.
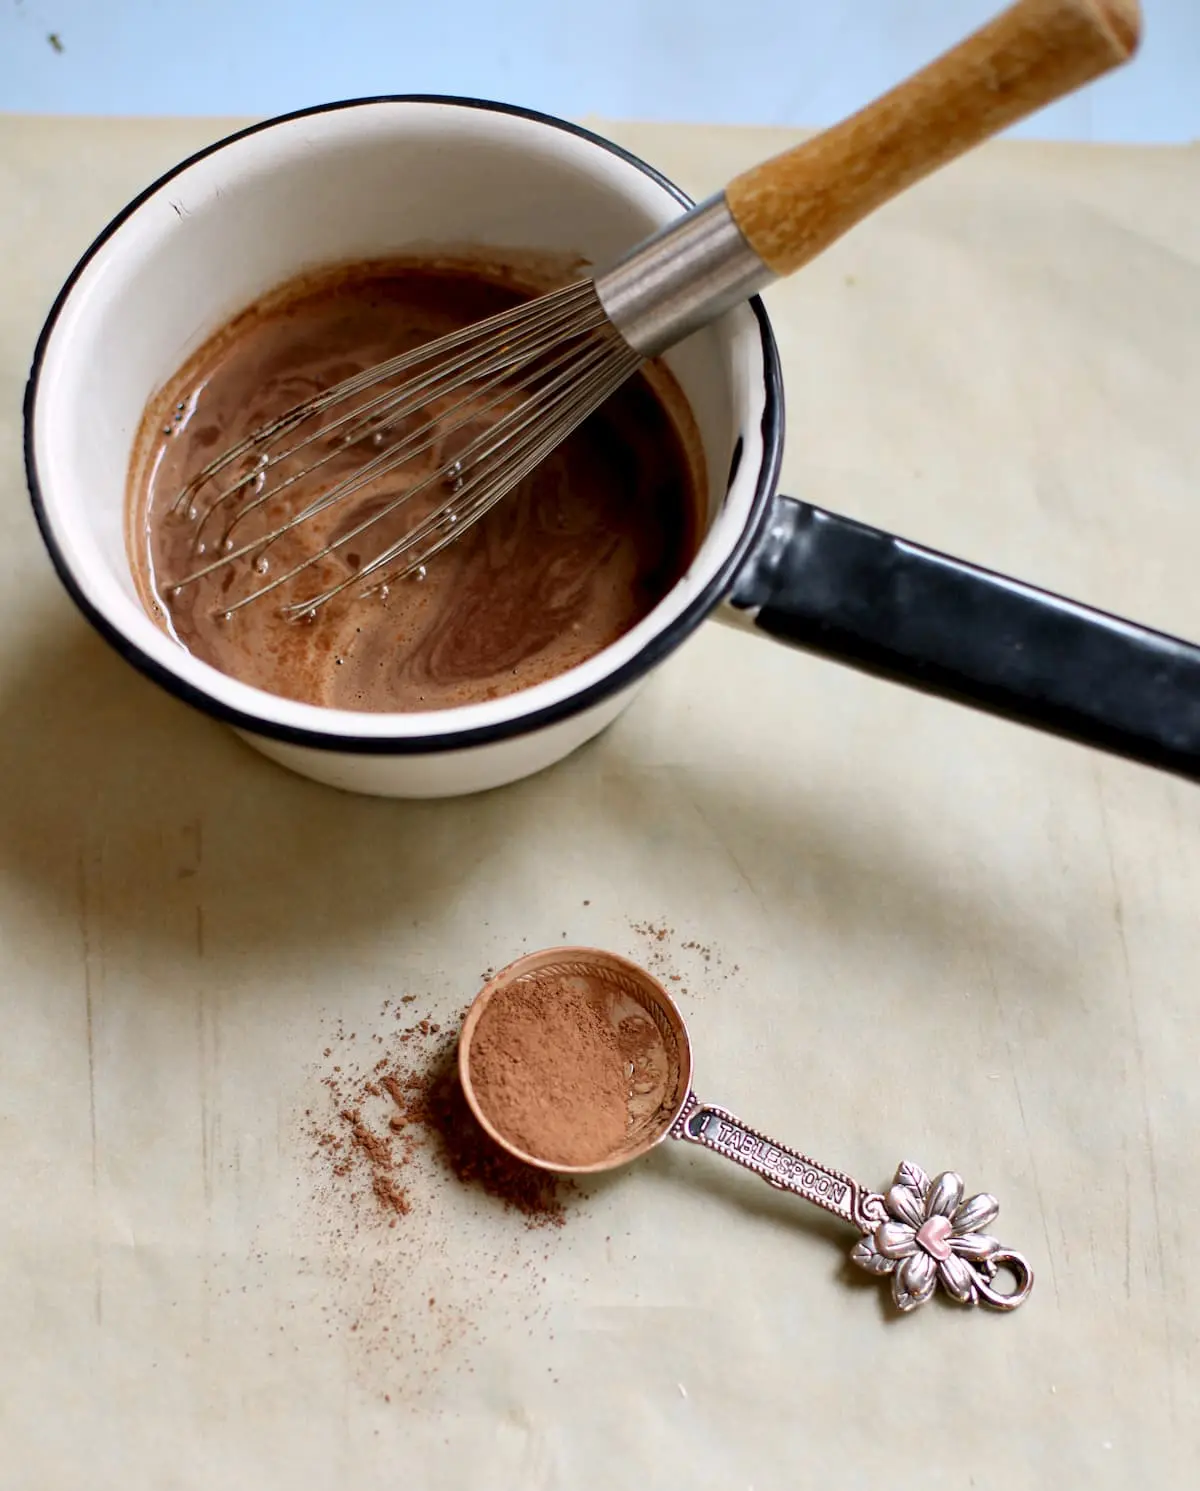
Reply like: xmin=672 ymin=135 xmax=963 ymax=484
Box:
xmin=170 ymin=279 xmax=640 ymax=617
xmin=176 ymin=280 xmax=603 ymax=515
xmin=262 ymin=332 xmax=637 ymax=617
xmin=186 ymin=282 xmax=607 ymax=539
xmin=354 ymin=352 xmax=643 ymax=604
xmin=188 ymin=318 xmax=626 ymax=610
xmin=205 ymin=313 xmax=600 ymax=554
xmin=279 ymin=338 xmax=641 ymax=616
xmin=176 ymin=322 xmax=609 ymax=596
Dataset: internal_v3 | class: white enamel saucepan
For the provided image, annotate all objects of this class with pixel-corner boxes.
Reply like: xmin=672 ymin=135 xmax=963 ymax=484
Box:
xmin=28 ymin=2 xmax=1200 ymax=799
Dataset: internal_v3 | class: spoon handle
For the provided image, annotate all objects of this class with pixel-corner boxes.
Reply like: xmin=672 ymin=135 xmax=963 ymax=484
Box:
xmin=671 ymin=1094 xmax=1033 ymax=1313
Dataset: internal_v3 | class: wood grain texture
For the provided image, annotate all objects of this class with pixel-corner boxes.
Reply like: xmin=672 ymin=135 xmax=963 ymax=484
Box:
xmin=725 ymin=0 xmax=1141 ymax=276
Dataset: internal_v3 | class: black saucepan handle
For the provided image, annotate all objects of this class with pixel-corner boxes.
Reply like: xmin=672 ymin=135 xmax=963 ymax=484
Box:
xmin=730 ymin=495 xmax=1200 ymax=782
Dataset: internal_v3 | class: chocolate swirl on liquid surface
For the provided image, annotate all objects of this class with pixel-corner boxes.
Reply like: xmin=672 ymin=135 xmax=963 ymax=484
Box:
xmin=129 ymin=260 xmax=706 ymax=713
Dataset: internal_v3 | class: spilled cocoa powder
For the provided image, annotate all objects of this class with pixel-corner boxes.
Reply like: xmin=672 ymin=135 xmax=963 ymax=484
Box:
xmin=629 ymin=918 xmax=740 ymax=991
xmin=301 ymin=995 xmax=589 ymax=1400
xmin=310 ymin=1005 xmax=572 ymax=1232
xmin=299 ymin=937 xmax=736 ymax=1397
xmin=383 ymin=1049 xmax=574 ymax=1222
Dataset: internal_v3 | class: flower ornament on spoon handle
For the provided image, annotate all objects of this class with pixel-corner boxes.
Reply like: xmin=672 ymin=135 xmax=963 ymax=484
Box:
xmin=674 ymin=1102 xmax=1033 ymax=1313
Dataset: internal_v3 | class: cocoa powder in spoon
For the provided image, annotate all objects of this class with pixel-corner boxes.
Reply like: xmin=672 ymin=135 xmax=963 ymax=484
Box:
xmin=467 ymin=972 xmax=639 ymax=1167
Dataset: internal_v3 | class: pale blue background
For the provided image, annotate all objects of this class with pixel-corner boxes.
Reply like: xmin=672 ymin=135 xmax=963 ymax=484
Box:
xmin=1 ymin=0 xmax=1197 ymax=141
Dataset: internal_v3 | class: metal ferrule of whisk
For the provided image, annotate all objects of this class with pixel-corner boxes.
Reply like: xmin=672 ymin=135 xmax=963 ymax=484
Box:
xmin=593 ymin=195 xmax=776 ymax=359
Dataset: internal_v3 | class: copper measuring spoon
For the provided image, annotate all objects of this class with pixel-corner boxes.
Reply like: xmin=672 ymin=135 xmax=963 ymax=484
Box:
xmin=460 ymin=948 xmax=1033 ymax=1315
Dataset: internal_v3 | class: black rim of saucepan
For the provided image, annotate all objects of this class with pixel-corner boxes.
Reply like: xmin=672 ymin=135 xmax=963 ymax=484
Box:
xmin=23 ymin=94 xmax=784 ymax=756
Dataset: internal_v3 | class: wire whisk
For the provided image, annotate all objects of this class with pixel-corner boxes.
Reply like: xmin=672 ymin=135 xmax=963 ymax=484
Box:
xmin=167 ymin=0 xmax=1139 ymax=619
xmin=171 ymin=281 xmax=639 ymax=618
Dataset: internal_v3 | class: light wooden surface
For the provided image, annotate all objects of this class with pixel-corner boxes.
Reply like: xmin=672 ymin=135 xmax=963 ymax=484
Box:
xmin=2 ymin=114 xmax=1199 ymax=1489
xmin=726 ymin=0 xmax=1141 ymax=275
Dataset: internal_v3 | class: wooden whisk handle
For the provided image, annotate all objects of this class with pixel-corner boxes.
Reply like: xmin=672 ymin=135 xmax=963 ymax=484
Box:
xmin=724 ymin=0 xmax=1141 ymax=277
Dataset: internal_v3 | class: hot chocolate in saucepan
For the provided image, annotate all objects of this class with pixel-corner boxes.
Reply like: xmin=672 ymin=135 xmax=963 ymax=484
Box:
xmin=128 ymin=257 xmax=707 ymax=714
